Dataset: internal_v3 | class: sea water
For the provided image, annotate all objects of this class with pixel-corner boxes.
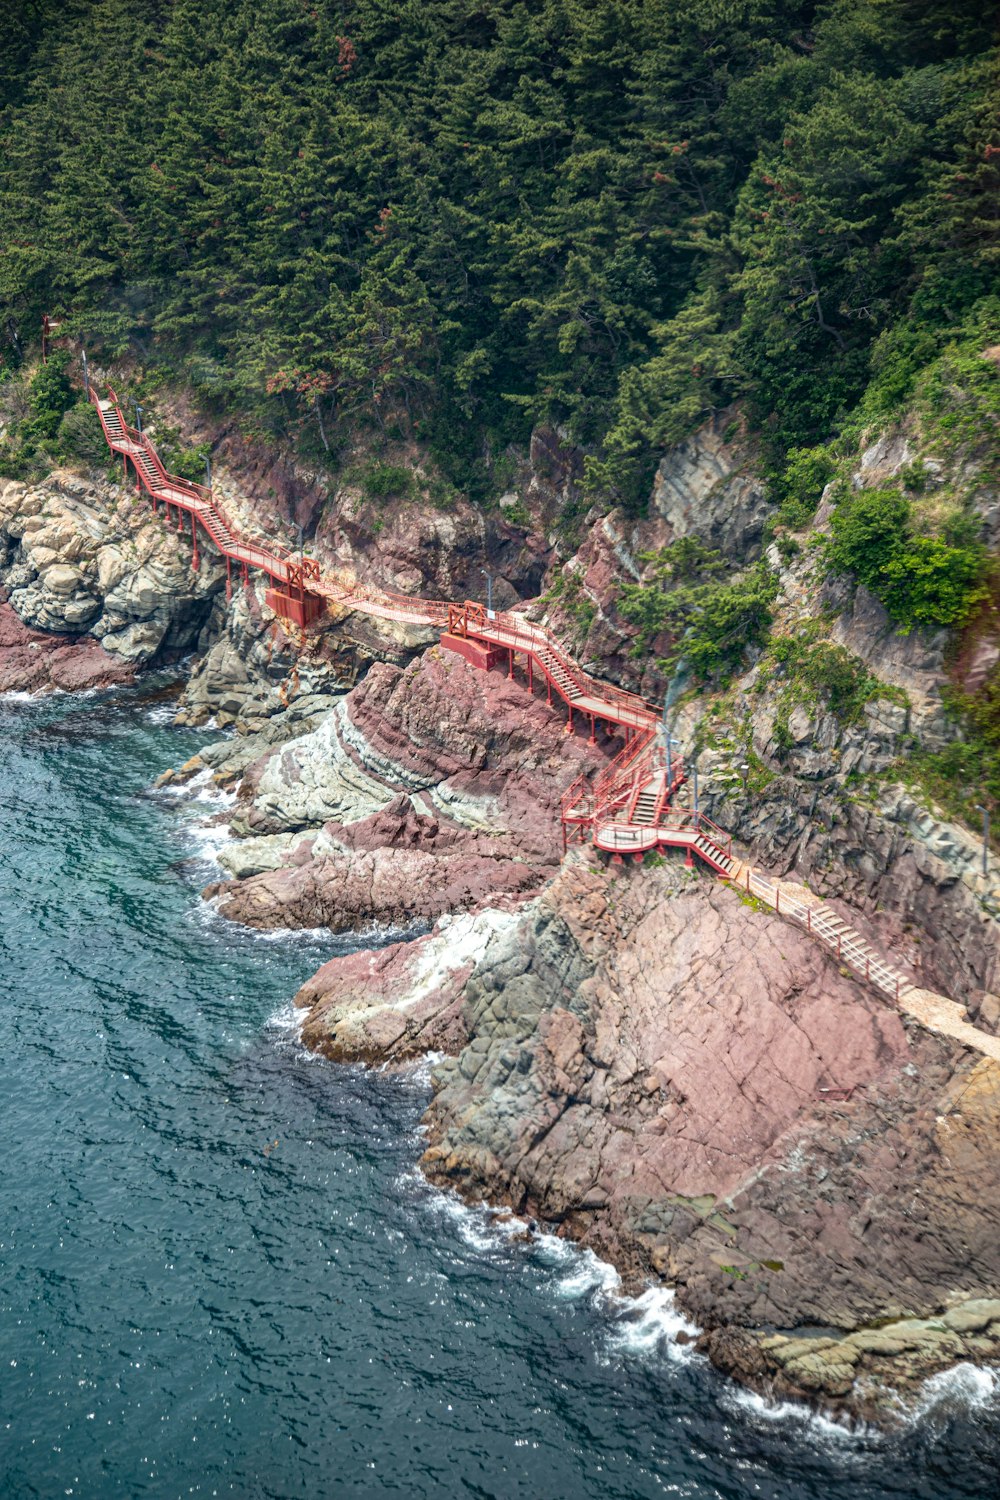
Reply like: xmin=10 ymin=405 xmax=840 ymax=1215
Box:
xmin=1 ymin=683 xmax=997 ymax=1498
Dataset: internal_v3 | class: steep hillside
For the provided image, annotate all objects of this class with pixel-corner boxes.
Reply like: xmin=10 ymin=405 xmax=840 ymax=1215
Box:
xmin=1 ymin=0 xmax=999 ymax=1423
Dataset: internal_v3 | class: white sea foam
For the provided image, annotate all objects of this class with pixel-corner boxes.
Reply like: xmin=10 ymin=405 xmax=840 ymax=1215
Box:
xmin=391 ymin=1051 xmax=447 ymax=1089
xmin=546 ymin=1245 xmax=621 ymax=1302
xmin=912 ymin=1362 xmax=999 ymax=1420
xmin=0 ymin=689 xmax=41 ymax=703
xmin=603 ymin=1284 xmax=700 ymax=1363
xmin=143 ymin=701 xmax=181 ymax=725
xmin=724 ymin=1384 xmax=873 ymax=1444
xmin=183 ymin=766 xmax=238 ymax=806
xmin=266 ymin=1000 xmax=305 ymax=1038
xmin=400 ymin=1167 xmax=706 ymax=1375
xmin=397 ymin=1170 xmax=529 ymax=1255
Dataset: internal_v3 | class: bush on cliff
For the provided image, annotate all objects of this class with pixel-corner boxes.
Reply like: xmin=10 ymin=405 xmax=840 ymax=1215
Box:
xmin=620 ymin=559 xmax=778 ymax=684
xmin=828 ymin=487 xmax=986 ymax=630
xmin=774 ymin=445 xmax=838 ymax=530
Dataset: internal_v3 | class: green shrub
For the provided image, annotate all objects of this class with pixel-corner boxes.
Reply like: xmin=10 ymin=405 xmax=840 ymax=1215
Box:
xmin=775 ymin=444 xmax=837 ymax=530
xmin=169 ymin=441 xmax=212 ymax=486
xmin=362 ymin=462 xmax=414 ymax=501
xmin=828 ymin=487 xmax=985 ymax=630
xmin=55 ymin=401 xmax=109 ymax=464
xmin=26 ymin=353 xmax=74 ymax=440
xmin=881 ymin=537 xmax=986 ymax=629
xmin=620 ymin=562 xmax=778 ymax=683
xmin=828 ymin=487 xmax=910 ymax=584
xmin=618 ymin=538 xmax=726 ymax=647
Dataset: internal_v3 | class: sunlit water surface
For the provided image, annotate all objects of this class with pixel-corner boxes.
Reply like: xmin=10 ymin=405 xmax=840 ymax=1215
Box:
xmin=1 ymin=684 xmax=997 ymax=1498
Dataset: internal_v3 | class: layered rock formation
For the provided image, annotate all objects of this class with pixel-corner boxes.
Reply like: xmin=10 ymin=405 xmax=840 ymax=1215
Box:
xmin=203 ymin=648 xmax=609 ymax=932
xmin=294 ymin=856 xmax=1000 ymax=1419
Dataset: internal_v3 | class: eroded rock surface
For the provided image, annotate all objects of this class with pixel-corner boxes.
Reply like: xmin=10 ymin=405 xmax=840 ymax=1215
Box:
xmin=0 ymin=472 xmax=223 ymax=666
xmin=204 ymin=648 xmax=609 ymax=932
xmin=293 ymin=855 xmax=1000 ymax=1418
xmin=0 ymin=598 xmax=134 ymax=694
xmin=295 ymin=904 xmax=524 ymax=1064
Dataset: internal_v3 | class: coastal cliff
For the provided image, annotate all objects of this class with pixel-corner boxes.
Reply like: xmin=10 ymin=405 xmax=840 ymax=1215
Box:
xmin=291 ymin=857 xmax=1000 ymax=1419
xmin=3 ymin=395 xmax=998 ymax=1422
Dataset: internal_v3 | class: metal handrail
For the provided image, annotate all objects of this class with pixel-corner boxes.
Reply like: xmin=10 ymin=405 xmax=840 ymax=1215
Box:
xmin=737 ymin=866 xmax=906 ymax=1000
xmin=96 ymin=385 xmax=296 ymax=581
xmin=449 ymin=600 xmax=659 ymax=729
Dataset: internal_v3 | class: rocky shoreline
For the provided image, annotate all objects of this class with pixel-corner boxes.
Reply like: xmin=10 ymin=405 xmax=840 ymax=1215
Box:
xmin=289 ymin=846 xmax=1000 ymax=1423
xmin=3 ymin=412 xmax=998 ymax=1426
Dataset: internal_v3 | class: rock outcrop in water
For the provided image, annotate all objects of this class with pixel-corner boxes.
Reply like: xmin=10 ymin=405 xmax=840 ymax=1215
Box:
xmin=294 ymin=855 xmax=1000 ymax=1420
xmin=0 ymin=598 xmax=135 ymax=694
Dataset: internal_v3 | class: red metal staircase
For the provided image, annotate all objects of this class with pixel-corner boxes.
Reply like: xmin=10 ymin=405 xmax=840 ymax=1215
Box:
xmin=88 ymin=382 xmax=726 ymax=877
xmin=79 ymin=377 xmax=958 ymax=1019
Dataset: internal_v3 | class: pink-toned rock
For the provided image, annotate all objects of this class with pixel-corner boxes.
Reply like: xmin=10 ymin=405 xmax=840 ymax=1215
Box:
xmin=207 ymin=648 xmax=612 ymax=931
xmin=314 ymin=854 xmax=1000 ymax=1418
xmin=0 ymin=601 xmax=134 ymax=695
xmin=295 ymin=904 xmax=524 ymax=1064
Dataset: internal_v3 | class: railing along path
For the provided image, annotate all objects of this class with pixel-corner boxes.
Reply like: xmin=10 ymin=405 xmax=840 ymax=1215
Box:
xmin=84 ymin=379 xmax=987 ymax=1039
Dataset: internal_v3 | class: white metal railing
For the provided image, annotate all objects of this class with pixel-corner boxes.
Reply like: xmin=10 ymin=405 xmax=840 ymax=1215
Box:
xmin=736 ymin=864 xmax=909 ymax=1002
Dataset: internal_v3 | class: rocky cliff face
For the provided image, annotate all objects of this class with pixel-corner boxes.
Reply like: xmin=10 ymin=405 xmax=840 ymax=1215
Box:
xmin=0 ymin=471 xmax=224 ymax=679
xmin=294 ymin=856 xmax=1000 ymax=1419
xmin=202 ymin=648 xmax=610 ymax=933
xmin=531 ymin=414 xmax=768 ymax=702
xmin=518 ymin=418 xmax=1000 ymax=1020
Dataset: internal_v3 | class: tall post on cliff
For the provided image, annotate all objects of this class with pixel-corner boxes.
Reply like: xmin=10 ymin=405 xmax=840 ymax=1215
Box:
xmin=481 ymin=567 xmax=494 ymax=618
xmin=976 ymin=803 xmax=990 ymax=878
xmin=82 ymin=348 xmax=90 ymax=399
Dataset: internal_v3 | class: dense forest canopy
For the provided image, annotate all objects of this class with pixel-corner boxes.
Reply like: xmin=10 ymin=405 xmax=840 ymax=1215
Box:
xmin=0 ymin=0 xmax=996 ymax=497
